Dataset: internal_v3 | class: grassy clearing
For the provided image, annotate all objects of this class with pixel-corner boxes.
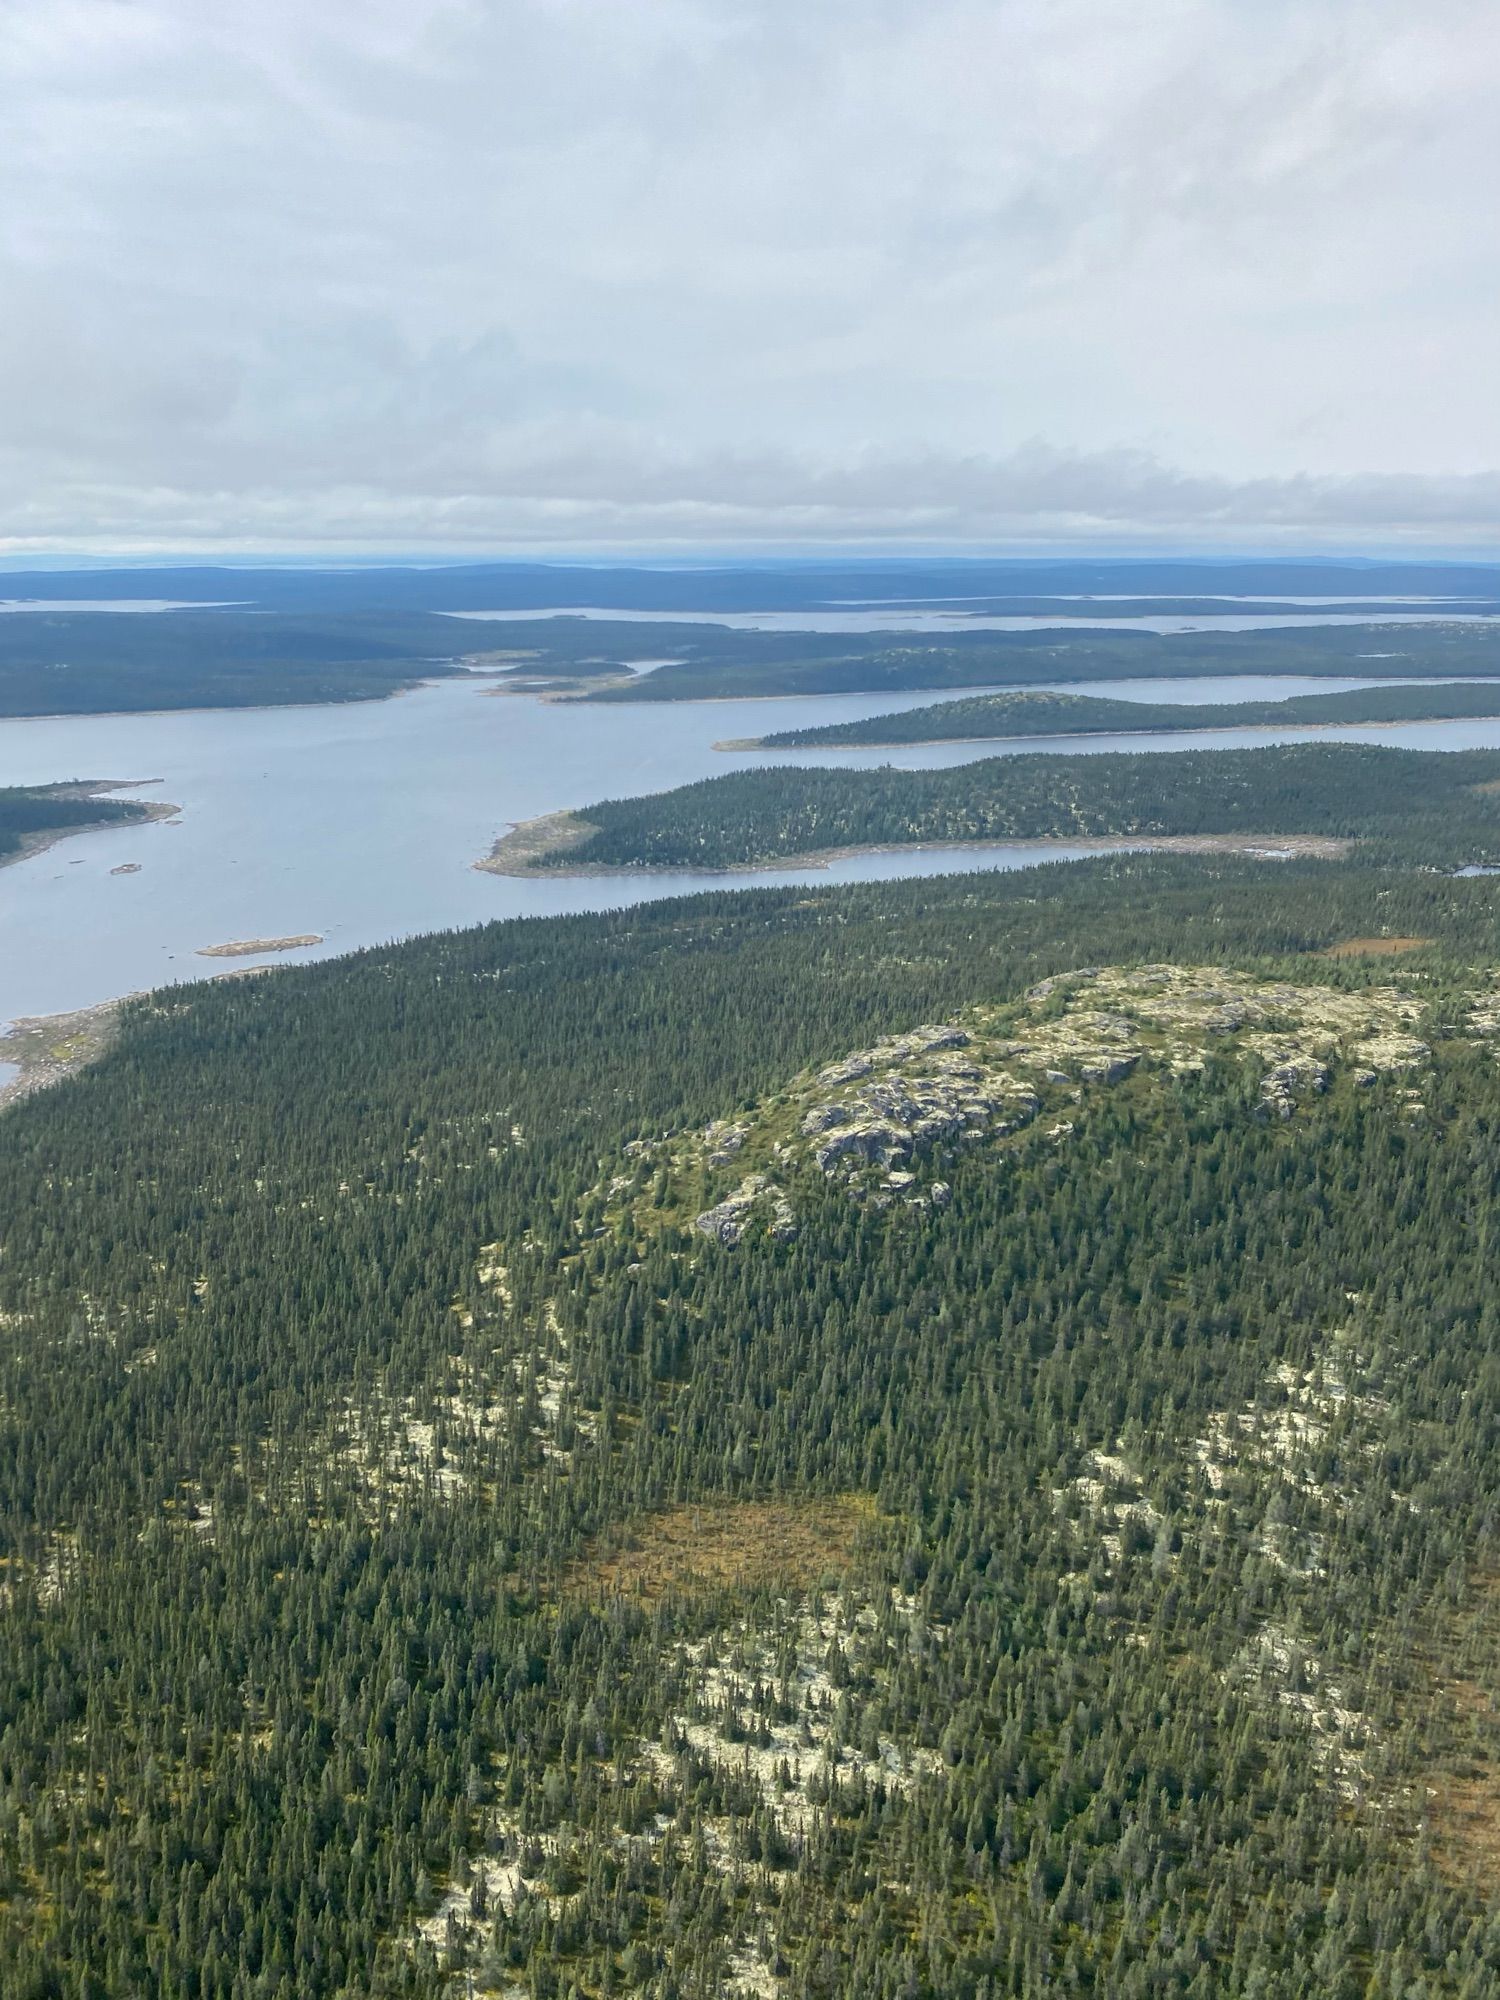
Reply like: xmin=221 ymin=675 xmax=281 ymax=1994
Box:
xmin=1411 ymin=1575 xmax=1500 ymax=1897
xmin=566 ymin=1495 xmax=878 ymax=1602
xmin=1319 ymin=936 xmax=1434 ymax=958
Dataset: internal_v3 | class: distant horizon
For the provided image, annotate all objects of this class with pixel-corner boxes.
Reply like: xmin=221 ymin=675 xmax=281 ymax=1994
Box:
xmin=3 ymin=546 xmax=1500 ymax=575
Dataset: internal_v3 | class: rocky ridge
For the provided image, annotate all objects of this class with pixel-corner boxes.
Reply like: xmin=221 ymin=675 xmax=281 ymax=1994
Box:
xmin=588 ymin=964 xmax=1449 ymax=1251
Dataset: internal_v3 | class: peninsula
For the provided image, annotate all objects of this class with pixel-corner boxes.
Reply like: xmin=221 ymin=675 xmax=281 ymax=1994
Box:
xmin=727 ymin=679 xmax=1500 ymax=750
xmin=0 ymin=780 xmax=176 ymax=869
xmin=478 ymin=740 xmax=1500 ymax=876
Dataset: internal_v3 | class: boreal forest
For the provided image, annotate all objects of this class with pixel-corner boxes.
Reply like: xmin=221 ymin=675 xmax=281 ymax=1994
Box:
xmin=4 ymin=850 xmax=1500 ymax=1996
xmin=0 ymin=784 xmax=161 ymax=865
xmin=495 ymin=741 xmax=1500 ymax=875
xmin=745 ymin=681 xmax=1500 ymax=749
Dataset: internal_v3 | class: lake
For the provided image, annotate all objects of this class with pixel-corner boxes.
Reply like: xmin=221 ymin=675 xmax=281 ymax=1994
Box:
xmin=448 ymin=606 xmax=1500 ymax=636
xmin=4 ymin=668 xmax=1500 ymax=1027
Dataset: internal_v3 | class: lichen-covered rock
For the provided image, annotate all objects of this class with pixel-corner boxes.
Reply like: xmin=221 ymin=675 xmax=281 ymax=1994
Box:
xmin=800 ymin=1104 xmax=850 ymax=1135
xmin=626 ymin=962 xmax=1471 ymax=1248
xmin=767 ymin=1196 xmax=798 ymax=1242
xmin=816 ymin=1053 xmax=873 ymax=1089
xmin=1259 ymin=1057 xmax=1329 ymax=1120
xmin=1079 ymin=1053 xmax=1138 ymax=1084
xmin=702 ymin=1119 xmax=750 ymax=1166
xmin=1027 ymin=969 xmax=1099 ymax=1002
xmin=695 ymin=1173 xmax=796 ymax=1246
xmin=782 ymin=966 xmax=1443 ymax=1191
xmin=816 ymin=1023 xmax=969 ymax=1091
xmin=810 ymin=1066 xmax=1040 ymax=1175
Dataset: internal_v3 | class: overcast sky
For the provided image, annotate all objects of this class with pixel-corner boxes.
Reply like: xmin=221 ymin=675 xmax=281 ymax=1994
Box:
xmin=3 ymin=0 xmax=1498 ymax=552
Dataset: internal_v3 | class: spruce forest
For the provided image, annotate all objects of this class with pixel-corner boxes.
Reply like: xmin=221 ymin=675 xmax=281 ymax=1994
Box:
xmin=4 ymin=854 xmax=1500 ymax=1996
xmin=0 ymin=785 xmax=158 ymax=865
xmin=510 ymin=742 xmax=1500 ymax=875
xmin=9 ymin=0 xmax=1500 ymax=1986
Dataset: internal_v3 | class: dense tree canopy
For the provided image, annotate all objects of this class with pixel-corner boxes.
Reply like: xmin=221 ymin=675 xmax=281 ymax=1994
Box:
xmin=529 ymin=742 xmax=1500 ymax=873
xmin=3 ymin=856 xmax=1500 ymax=1995
xmin=751 ymin=680 xmax=1500 ymax=749
xmin=0 ymin=783 xmax=156 ymax=862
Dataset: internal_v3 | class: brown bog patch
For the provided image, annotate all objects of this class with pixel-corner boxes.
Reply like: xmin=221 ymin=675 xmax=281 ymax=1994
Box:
xmin=1429 ymin=1747 xmax=1500 ymax=1894
xmin=568 ymin=1495 xmax=876 ymax=1603
xmin=1416 ymin=1575 xmax=1500 ymax=1897
xmin=1319 ymin=936 xmax=1432 ymax=959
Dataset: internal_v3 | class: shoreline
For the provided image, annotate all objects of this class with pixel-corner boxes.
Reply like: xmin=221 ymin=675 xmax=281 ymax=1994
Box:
xmin=520 ymin=663 xmax=1500 ymax=711
xmin=717 ymin=709 xmax=1500 ymax=753
xmin=479 ymin=811 xmax=1353 ymax=880
xmin=0 ymin=662 xmax=490 ymax=726
xmin=0 ymin=995 xmax=135 ymax=1112
xmin=0 ymin=780 xmax=180 ymax=875
xmin=477 ymin=808 xmax=603 ymax=874
xmin=5 ymin=661 xmax=1500 ymax=726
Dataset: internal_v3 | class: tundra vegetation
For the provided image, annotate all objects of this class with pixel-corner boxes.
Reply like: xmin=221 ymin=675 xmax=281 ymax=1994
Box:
xmin=5 ymin=855 xmax=1500 ymax=1994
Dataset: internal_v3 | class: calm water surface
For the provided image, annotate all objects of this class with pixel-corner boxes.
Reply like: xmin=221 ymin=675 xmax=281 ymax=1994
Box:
xmin=450 ymin=607 xmax=1500 ymax=636
xmin=3 ymin=670 xmax=1500 ymax=1026
xmin=0 ymin=599 xmax=245 ymax=613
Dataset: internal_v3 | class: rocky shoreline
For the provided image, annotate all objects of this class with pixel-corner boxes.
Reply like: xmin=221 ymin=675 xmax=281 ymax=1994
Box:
xmin=0 ymin=997 xmax=130 ymax=1112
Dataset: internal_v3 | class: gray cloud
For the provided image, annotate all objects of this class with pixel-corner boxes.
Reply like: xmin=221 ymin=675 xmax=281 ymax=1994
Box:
xmin=1 ymin=1 xmax=1498 ymax=550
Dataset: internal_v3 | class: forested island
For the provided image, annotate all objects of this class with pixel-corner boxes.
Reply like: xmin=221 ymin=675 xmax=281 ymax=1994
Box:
xmin=484 ymin=740 xmax=1500 ymax=876
xmin=0 ymin=779 xmax=170 ymax=865
xmin=6 ymin=857 xmax=1500 ymax=1993
xmin=738 ymin=679 xmax=1500 ymax=749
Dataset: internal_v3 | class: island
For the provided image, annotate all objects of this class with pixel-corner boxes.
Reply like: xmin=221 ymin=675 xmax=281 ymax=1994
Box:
xmin=0 ymin=608 xmax=484 ymax=716
xmin=726 ymin=678 xmax=1500 ymax=750
xmin=478 ymin=740 xmax=1500 ymax=876
xmin=6 ymin=581 xmax=1500 ymax=716
xmin=195 ymin=933 xmax=324 ymax=958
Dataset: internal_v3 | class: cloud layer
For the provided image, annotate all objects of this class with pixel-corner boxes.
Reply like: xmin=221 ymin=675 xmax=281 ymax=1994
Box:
xmin=3 ymin=1 xmax=1498 ymax=549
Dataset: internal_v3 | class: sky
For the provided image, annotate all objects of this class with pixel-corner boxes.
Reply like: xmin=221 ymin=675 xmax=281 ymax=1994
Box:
xmin=3 ymin=0 xmax=1499 ymax=554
